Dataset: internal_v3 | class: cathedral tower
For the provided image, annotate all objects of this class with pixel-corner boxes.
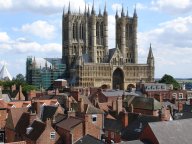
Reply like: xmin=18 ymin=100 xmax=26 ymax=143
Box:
xmin=116 ymin=6 xmax=138 ymax=64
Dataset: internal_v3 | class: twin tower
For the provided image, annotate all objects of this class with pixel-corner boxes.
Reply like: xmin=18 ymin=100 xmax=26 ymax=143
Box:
xmin=62 ymin=2 xmax=154 ymax=88
xmin=62 ymin=3 xmax=138 ymax=66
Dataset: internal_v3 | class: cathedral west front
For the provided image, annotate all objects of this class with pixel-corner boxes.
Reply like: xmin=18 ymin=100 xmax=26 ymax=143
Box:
xmin=62 ymin=3 xmax=155 ymax=90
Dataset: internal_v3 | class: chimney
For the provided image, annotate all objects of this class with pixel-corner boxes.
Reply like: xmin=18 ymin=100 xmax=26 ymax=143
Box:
xmin=94 ymin=95 xmax=99 ymax=107
xmin=112 ymin=100 xmax=116 ymax=111
xmin=68 ymin=108 xmax=76 ymax=117
xmin=78 ymin=98 xmax=84 ymax=112
xmin=178 ymin=102 xmax=183 ymax=112
xmin=71 ymin=90 xmax=80 ymax=101
xmin=130 ymin=104 xmax=134 ymax=113
xmin=29 ymin=112 xmax=37 ymax=125
xmin=121 ymin=112 xmax=128 ymax=127
xmin=116 ymin=97 xmax=122 ymax=114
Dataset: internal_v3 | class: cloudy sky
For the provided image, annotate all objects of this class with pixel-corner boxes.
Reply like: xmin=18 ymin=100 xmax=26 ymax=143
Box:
xmin=0 ymin=0 xmax=192 ymax=78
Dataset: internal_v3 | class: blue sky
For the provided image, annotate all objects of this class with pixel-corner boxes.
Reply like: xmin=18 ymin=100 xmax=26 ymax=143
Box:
xmin=0 ymin=0 xmax=192 ymax=78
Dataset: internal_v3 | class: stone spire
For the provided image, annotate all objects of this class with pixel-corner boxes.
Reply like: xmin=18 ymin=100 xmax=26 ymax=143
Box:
xmin=103 ymin=1 xmax=107 ymax=15
xmin=147 ymin=43 xmax=154 ymax=66
xmin=126 ymin=7 xmax=128 ymax=17
xmin=91 ymin=0 xmax=95 ymax=15
xmin=133 ymin=4 xmax=137 ymax=17
xmin=115 ymin=8 xmax=119 ymax=19
xmin=148 ymin=43 xmax=154 ymax=58
xmin=84 ymin=3 xmax=86 ymax=15
xmin=87 ymin=5 xmax=90 ymax=16
xmin=63 ymin=6 xmax=65 ymax=16
xmin=121 ymin=5 xmax=125 ymax=17
xmin=68 ymin=1 xmax=71 ymax=14
xmin=99 ymin=5 xmax=101 ymax=16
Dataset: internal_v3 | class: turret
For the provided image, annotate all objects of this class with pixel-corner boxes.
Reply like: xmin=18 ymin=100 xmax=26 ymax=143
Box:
xmin=103 ymin=2 xmax=108 ymax=57
xmin=147 ymin=44 xmax=155 ymax=82
xmin=133 ymin=5 xmax=137 ymax=18
xmin=68 ymin=2 xmax=71 ymax=14
xmin=121 ymin=5 xmax=125 ymax=17
xmin=126 ymin=7 xmax=129 ymax=17
xmin=147 ymin=44 xmax=154 ymax=66
xmin=91 ymin=0 xmax=96 ymax=15
xmin=120 ymin=6 xmax=126 ymax=60
xmin=115 ymin=8 xmax=119 ymax=19
xmin=90 ymin=1 xmax=96 ymax=62
xmin=133 ymin=5 xmax=138 ymax=63
xmin=103 ymin=2 xmax=108 ymax=16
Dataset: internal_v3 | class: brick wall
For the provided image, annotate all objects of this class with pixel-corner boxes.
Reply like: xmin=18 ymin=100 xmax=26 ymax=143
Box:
xmin=36 ymin=119 xmax=59 ymax=144
xmin=140 ymin=124 xmax=158 ymax=144
xmin=0 ymin=109 xmax=7 ymax=129
xmin=84 ymin=114 xmax=103 ymax=139
xmin=5 ymin=127 xmax=16 ymax=143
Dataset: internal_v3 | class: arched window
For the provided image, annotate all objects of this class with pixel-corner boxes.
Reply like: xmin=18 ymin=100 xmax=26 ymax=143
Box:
xmin=100 ymin=22 xmax=104 ymax=37
xmin=73 ymin=23 xmax=76 ymax=39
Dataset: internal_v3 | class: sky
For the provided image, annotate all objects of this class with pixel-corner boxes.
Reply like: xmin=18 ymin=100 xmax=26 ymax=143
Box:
xmin=0 ymin=0 xmax=192 ymax=78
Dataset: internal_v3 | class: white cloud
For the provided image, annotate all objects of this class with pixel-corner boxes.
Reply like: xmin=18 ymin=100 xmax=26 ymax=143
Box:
xmin=0 ymin=0 xmax=86 ymax=14
xmin=151 ymin=0 xmax=192 ymax=14
xmin=136 ymin=3 xmax=147 ymax=10
xmin=0 ymin=0 xmax=12 ymax=9
xmin=111 ymin=3 xmax=122 ymax=12
xmin=0 ymin=32 xmax=10 ymax=42
xmin=138 ymin=16 xmax=192 ymax=77
xmin=15 ymin=20 xmax=56 ymax=39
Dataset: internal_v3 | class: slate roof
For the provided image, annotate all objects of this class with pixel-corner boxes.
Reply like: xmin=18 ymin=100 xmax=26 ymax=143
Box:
xmin=6 ymin=108 xmax=29 ymax=130
xmin=124 ymin=96 xmax=162 ymax=110
xmin=85 ymin=104 xmax=104 ymax=114
xmin=147 ymin=119 xmax=192 ymax=144
xmin=121 ymin=113 xmax=160 ymax=141
xmin=41 ymin=105 xmax=58 ymax=122
xmin=102 ymin=90 xmax=139 ymax=97
xmin=26 ymin=120 xmax=46 ymax=141
xmin=75 ymin=134 xmax=104 ymax=144
xmin=56 ymin=116 xmax=83 ymax=131
xmin=104 ymin=118 xmax=123 ymax=133
xmin=108 ymin=48 xmax=116 ymax=62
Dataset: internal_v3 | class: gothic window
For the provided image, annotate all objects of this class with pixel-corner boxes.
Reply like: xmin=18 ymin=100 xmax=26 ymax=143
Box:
xmin=80 ymin=23 xmax=84 ymax=40
xmin=76 ymin=22 xmax=78 ymax=40
xmin=126 ymin=23 xmax=129 ymax=46
xmin=73 ymin=23 xmax=76 ymax=39
xmin=100 ymin=22 xmax=103 ymax=37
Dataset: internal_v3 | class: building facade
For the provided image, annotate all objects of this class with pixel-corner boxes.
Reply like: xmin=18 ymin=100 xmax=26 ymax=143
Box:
xmin=62 ymin=3 xmax=155 ymax=90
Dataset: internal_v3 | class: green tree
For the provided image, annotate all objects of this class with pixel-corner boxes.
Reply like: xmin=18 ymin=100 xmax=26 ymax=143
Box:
xmin=159 ymin=74 xmax=180 ymax=90
xmin=22 ymin=84 xmax=36 ymax=95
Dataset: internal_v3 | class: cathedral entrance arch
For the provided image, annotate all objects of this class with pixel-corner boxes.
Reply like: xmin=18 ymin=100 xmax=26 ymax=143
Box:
xmin=112 ymin=68 xmax=124 ymax=90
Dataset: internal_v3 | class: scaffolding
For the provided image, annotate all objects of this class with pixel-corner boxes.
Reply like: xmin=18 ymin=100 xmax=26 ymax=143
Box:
xmin=26 ymin=57 xmax=66 ymax=90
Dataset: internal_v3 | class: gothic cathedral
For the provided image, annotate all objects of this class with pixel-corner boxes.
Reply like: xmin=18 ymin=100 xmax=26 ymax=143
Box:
xmin=62 ymin=3 xmax=155 ymax=90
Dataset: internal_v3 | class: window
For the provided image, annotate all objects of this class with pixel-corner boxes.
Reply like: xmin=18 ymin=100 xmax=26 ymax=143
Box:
xmin=92 ymin=114 xmax=97 ymax=123
xmin=50 ymin=132 xmax=56 ymax=139
xmin=179 ymin=93 xmax=183 ymax=99
xmin=172 ymin=93 xmax=177 ymax=99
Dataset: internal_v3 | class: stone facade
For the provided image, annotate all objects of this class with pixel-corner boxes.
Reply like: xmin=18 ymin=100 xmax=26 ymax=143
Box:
xmin=62 ymin=3 xmax=155 ymax=90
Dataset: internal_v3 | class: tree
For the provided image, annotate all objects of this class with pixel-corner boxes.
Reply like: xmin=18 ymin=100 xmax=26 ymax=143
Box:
xmin=159 ymin=74 xmax=180 ymax=90
xmin=15 ymin=73 xmax=25 ymax=82
xmin=22 ymin=84 xmax=36 ymax=95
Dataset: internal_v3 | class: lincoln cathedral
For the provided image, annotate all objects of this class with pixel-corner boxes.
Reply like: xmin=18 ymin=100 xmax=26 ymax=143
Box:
xmin=62 ymin=2 xmax=154 ymax=90
xmin=27 ymin=3 xmax=154 ymax=90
